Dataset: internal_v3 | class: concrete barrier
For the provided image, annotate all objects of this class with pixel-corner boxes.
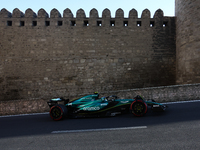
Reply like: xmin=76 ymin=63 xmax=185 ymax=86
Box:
xmin=0 ymin=83 xmax=200 ymax=116
xmin=99 ymin=83 xmax=200 ymax=102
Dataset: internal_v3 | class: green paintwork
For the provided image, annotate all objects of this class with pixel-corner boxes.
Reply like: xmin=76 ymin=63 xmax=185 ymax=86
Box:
xmin=50 ymin=94 xmax=166 ymax=115
xmin=63 ymin=94 xmax=164 ymax=112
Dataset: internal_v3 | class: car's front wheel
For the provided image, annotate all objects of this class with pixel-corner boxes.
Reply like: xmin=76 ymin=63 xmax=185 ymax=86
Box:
xmin=130 ymin=100 xmax=147 ymax=117
xmin=49 ymin=104 xmax=68 ymax=121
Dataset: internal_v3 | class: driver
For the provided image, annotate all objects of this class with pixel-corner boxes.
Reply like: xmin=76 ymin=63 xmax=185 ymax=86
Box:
xmin=94 ymin=92 xmax=99 ymax=100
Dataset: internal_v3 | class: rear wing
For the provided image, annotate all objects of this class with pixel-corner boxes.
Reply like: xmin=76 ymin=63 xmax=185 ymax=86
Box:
xmin=47 ymin=98 xmax=69 ymax=108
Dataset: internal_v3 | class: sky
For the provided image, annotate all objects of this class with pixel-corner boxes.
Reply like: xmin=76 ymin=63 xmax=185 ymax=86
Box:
xmin=0 ymin=0 xmax=175 ymax=18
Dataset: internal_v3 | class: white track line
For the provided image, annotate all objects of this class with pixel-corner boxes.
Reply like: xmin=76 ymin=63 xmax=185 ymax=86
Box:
xmin=51 ymin=126 xmax=147 ymax=134
xmin=162 ymin=99 xmax=200 ymax=105
xmin=0 ymin=112 xmax=48 ymax=118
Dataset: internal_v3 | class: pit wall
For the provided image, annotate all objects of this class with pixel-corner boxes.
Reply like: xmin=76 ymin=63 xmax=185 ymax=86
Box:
xmin=0 ymin=8 xmax=176 ymax=101
xmin=0 ymin=83 xmax=199 ymax=116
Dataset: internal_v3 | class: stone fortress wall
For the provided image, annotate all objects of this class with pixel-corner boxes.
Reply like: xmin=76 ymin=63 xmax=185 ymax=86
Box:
xmin=0 ymin=8 xmax=176 ymax=101
xmin=1 ymin=0 xmax=200 ymax=115
xmin=175 ymin=0 xmax=200 ymax=85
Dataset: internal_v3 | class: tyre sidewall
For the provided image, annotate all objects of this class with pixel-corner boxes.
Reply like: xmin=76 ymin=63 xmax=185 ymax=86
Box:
xmin=130 ymin=100 xmax=147 ymax=117
xmin=50 ymin=104 xmax=67 ymax=121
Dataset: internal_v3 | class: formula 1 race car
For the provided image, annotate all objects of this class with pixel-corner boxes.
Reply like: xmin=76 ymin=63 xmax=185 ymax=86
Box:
xmin=47 ymin=93 xmax=167 ymax=121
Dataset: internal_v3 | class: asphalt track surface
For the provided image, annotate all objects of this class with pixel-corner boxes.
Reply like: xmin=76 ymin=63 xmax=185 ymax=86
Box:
xmin=0 ymin=100 xmax=200 ymax=150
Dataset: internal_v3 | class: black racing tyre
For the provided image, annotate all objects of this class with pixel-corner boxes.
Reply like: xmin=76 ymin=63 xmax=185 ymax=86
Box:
xmin=130 ymin=100 xmax=147 ymax=117
xmin=49 ymin=104 xmax=68 ymax=121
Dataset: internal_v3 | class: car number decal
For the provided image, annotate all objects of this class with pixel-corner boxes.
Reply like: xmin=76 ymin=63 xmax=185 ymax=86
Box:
xmin=101 ymin=103 xmax=108 ymax=106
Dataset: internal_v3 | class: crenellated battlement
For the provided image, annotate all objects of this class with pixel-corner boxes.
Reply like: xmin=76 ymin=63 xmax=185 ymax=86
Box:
xmin=0 ymin=7 xmax=176 ymax=101
xmin=1 ymin=0 xmax=200 ymax=115
xmin=0 ymin=8 xmax=172 ymax=27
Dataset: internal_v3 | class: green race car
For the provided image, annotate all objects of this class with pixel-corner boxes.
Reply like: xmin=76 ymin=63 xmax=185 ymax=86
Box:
xmin=47 ymin=93 xmax=167 ymax=121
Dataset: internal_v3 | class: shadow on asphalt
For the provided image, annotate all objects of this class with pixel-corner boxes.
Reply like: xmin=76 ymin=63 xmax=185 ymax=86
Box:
xmin=0 ymin=102 xmax=200 ymax=138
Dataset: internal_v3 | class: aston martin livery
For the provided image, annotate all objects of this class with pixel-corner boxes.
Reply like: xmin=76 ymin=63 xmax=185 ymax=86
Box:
xmin=47 ymin=93 xmax=167 ymax=121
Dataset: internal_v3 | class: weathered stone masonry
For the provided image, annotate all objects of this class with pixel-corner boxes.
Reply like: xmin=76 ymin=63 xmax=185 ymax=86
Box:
xmin=176 ymin=0 xmax=200 ymax=84
xmin=1 ymin=0 xmax=200 ymax=115
xmin=0 ymin=8 xmax=176 ymax=101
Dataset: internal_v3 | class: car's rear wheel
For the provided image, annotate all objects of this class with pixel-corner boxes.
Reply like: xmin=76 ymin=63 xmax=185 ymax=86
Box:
xmin=49 ymin=104 xmax=67 ymax=121
xmin=130 ymin=100 xmax=147 ymax=117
